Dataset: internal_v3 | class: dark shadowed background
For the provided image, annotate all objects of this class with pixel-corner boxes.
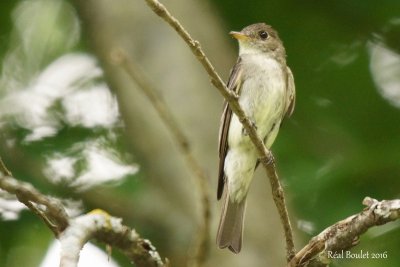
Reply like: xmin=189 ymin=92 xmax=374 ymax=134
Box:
xmin=0 ymin=0 xmax=399 ymax=266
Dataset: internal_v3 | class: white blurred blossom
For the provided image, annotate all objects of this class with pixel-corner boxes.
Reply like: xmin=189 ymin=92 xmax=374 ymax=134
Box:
xmin=40 ymin=240 xmax=119 ymax=267
xmin=368 ymin=42 xmax=400 ymax=108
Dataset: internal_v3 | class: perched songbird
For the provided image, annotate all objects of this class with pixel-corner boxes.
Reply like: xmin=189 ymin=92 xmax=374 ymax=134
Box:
xmin=217 ymin=23 xmax=296 ymax=253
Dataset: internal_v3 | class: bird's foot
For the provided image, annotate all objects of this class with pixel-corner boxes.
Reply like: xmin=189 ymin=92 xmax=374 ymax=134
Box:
xmin=266 ymin=150 xmax=275 ymax=165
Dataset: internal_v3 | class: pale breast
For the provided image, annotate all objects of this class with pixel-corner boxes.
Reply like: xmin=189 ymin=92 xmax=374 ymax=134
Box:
xmin=238 ymin=55 xmax=286 ymax=138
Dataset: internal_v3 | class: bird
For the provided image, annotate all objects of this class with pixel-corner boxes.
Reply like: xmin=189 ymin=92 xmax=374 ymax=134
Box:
xmin=216 ymin=22 xmax=295 ymax=253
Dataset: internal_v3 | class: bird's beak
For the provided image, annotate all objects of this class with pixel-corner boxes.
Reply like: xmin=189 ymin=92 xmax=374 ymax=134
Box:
xmin=230 ymin=31 xmax=249 ymax=41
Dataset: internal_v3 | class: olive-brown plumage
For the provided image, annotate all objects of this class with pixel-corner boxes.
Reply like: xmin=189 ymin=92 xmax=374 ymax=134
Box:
xmin=217 ymin=23 xmax=295 ymax=253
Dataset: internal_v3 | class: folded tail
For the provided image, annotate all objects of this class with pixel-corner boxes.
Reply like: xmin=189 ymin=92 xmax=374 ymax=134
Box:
xmin=216 ymin=193 xmax=246 ymax=253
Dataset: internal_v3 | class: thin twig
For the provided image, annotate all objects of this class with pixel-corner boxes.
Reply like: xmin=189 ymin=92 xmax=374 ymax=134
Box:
xmin=288 ymin=197 xmax=400 ymax=267
xmin=0 ymin=157 xmax=12 ymax=176
xmin=143 ymin=0 xmax=295 ymax=260
xmin=111 ymin=50 xmax=211 ymax=267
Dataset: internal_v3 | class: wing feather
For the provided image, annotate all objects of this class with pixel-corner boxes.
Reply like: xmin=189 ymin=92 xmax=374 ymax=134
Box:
xmin=217 ymin=58 xmax=243 ymax=200
xmin=285 ymin=67 xmax=296 ymax=118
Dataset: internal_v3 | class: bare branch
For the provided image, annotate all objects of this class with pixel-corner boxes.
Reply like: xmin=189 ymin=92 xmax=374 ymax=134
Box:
xmin=110 ymin=51 xmax=211 ymax=267
xmin=143 ymin=0 xmax=295 ymax=260
xmin=0 ymin=158 xmax=69 ymax=235
xmin=289 ymin=197 xmax=400 ymax=267
xmin=60 ymin=210 xmax=165 ymax=267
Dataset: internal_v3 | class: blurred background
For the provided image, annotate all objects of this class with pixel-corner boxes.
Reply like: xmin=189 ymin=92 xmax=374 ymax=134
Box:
xmin=0 ymin=0 xmax=399 ymax=266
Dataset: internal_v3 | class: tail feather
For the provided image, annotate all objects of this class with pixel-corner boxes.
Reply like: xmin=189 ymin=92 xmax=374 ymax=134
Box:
xmin=216 ymin=193 xmax=246 ymax=253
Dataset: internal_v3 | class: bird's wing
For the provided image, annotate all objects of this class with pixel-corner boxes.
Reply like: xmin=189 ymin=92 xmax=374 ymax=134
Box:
xmin=217 ymin=57 xmax=243 ymax=200
xmin=285 ymin=66 xmax=296 ymax=118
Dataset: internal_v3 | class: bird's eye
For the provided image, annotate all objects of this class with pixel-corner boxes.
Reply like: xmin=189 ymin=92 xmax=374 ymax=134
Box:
xmin=258 ymin=30 xmax=269 ymax=40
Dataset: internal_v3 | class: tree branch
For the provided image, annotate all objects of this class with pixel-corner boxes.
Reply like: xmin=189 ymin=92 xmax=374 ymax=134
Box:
xmin=0 ymin=158 xmax=69 ymax=235
xmin=60 ymin=210 xmax=165 ymax=267
xmin=143 ymin=0 xmax=295 ymax=260
xmin=110 ymin=51 xmax=211 ymax=267
xmin=0 ymin=158 xmax=167 ymax=267
xmin=289 ymin=197 xmax=400 ymax=267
